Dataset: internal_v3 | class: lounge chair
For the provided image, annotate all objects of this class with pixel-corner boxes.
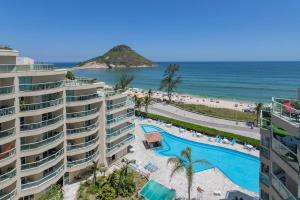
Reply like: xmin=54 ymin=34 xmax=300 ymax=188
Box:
xmin=214 ymin=135 xmax=220 ymax=142
xmin=231 ymin=138 xmax=236 ymax=145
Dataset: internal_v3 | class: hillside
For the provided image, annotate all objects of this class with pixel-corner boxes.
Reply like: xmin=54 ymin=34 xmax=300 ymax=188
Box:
xmin=76 ymin=45 xmax=154 ymax=68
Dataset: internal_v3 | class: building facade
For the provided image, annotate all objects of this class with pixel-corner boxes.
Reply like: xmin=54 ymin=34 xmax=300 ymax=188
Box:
xmin=259 ymin=93 xmax=300 ymax=200
xmin=0 ymin=48 xmax=135 ymax=199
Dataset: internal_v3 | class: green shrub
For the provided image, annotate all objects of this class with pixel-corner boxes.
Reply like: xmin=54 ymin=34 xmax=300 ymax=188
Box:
xmin=136 ymin=111 xmax=260 ymax=148
xmin=97 ymin=184 xmax=116 ymax=200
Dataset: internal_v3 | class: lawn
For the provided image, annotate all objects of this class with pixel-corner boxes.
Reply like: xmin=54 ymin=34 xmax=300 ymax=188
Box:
xmin=174 ymin=102 xmax=256 ymax=122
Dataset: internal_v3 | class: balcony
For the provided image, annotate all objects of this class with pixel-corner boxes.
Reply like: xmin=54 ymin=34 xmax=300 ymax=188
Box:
xmin=106 ymin=111 xmax=134 ymax=126
xmin=0 ymin=107 xmax=15 ymax=118
xmin=272 ymin=97 xmax=300 ymax=125
xmin=66 ymin=107 xmax=99 ymax=119
xmin=20 ymin=115 xmax=63 ymax=131
xmin=66 ymin=93 xmax=102 ymax=102
xmin=65 ymin=78 xmax=96 ymax=86
xmin=21 ymin=131 xmax=64 ymax=151
xmin=0 ymin=86 xmax=14 ymax=95
xmin=107 ymin=134 xmax=135 ymax=155
xmin=259 ymin=172 xmax=270 ymax=187
xmin=67 ymin=136 xmax=99 ymax=151
xmin=66 ymin=122 xmax=99 ymax=135
xmin=21 ymin=148 xmax=64 ymax=171
xmin=0 ymin=64 xmax=55 ymax=73
xmin=21 ymin=164 xmax=64 ymax=190
xmin=0 ymin=189 xmax=17 ymax=200
xmin=0 ymin=168 xmax=16 ymax=183
xmin=20 ymin=98 xmax=64 ymax=112
xmin=107 ymin=123 xmax=135 ymax=140
xmin=19 ymin=80 xmax=64 ymax=92
xmin=105 ymin=90 xmax=125 ymax=99
xmin=0 ymin=127 xmax=15 ymax=139
xmin=67 ymin=150 xmax=99 ymax=168
xmin=271 ymin=173 xmax=297 ymax=200
xmin=0 ymin=148 xmax=16 ymax=162
xmin=106 ymin=99 xmax=134 ymax=112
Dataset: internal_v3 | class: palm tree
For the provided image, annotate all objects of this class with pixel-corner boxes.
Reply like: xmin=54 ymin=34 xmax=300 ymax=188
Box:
xmin=66 ymin=70 xmax=75 ymax=80
xmin=121 ymin=158 xmax=135 ymax=176
xmin=255 ymin=102 xmax=263 ymax=126
xmin=160 ymin=64 xmax=182 ymax=103
xmin=167 ymin=147 xmax=209 ymax=200
xmin=91 ymin=160 xmax=99 ymax=184
xmin=134 ymin=95 xmax=143 ymax=113
xmin=114 ymin=73 xmax=134 ymax=91
xmin=143 ymin=89 xmax=152 ymax=114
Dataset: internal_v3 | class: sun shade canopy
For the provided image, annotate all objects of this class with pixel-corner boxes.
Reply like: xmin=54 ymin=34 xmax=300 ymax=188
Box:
xmin=145 ymin=132 xmax=163 ymax=143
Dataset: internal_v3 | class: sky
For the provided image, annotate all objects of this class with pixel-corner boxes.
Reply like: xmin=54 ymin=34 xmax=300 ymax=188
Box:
xmin=0 ymin=0 xmax=300 ymax=62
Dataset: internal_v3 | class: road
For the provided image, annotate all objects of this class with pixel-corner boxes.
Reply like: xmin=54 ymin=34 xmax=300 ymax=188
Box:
xmin=146 ymin=103 xmax=260 ymax=139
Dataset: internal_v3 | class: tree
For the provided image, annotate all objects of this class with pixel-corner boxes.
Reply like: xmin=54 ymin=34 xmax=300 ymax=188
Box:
xmin=66 ymin=70 xmax=75 ymax=80
xmin=91 ymin=160 xmax=99 ymax=184
xmin=99 ymin=163 xmax=107 ymax=176
xmin=134 ymin=95 xmax=143 ymax=113
xmin=167 ymin=147 xmax=209 ymax=200
xmin=38 ymin=184 xmax=63 ymax=200
xmin=159 ymin=64 xmax=182 ymax=103
xmin=114 ymin=73 xmax=134 ymax=91
xmin=97 ymin=184 xmax=116 ymax=200
xmin=121 ymin=158 xmax=135 ymax=176
xmin=143 ymin=89 xmax=152 ymax=114
xmin=255 ymin=102 xmax=263 ymax=126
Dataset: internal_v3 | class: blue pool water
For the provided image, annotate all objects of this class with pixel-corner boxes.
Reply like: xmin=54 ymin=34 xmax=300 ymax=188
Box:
xmin=141 ymin=124 xmax=259 ymax=193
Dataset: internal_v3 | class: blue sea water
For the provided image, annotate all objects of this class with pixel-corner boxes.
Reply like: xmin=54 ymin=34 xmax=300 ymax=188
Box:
xmin=54 ymin=61 xmax=300 ymax=102
xmin=140 ymin=124 xmax=259 ymax=193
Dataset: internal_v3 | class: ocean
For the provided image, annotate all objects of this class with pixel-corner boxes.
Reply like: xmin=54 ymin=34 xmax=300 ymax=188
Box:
xmin=54 ymin=61 xmax=300 ymax=103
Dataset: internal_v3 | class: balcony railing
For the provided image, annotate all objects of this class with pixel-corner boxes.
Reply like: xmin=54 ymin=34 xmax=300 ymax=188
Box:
xmin=0 ymin=85 xmax=14 ymax=95
xmin=65 ymin=78 xmax=96 ymax=86
xmin=21 ymin=131 xmax=64 ymax=151
xmin=66 ymin=93 xmax=102 ymax=102
xmin=20 ymin=98 xmax=64 ymax=112
xmin=107 ymin=135 xmax=135 ymax=153
xmin=19 ymin=80 xmax=64 ymax=92
xmin=66 ymin=107 xmax=99 ymax=119
xmin=0 ymin=127 xmax=15 ymax=139
xmin=259 ymin=172 xmax=269 ymax=186
xmin=67 ymin=122 xmax=99 ymax=135
xmin=107 ymin=100 xmax=134 ymax=111
xmin=0 ymin=168 xmax=16 ymax=183
xmin=0 ymin=64 xmax=54 ymax=73
xmin=21 ymin=148 xmax=64 ymax=171
xmin=67 ymin=150 xmax=99 ymax=168
xmin=272 ymin=97 xmax=300 ymax=125
xmin=0 ymin=188 xmax=17 ymax=200
xmin=271 ymin=173 xmax=296 ymax=200
xmin=0 ymin=106 xmax=15 ymax=117
xmin=21 ymin=164 xmax=64 ymax=190
xmin=105 ymin=89 xmax=124 ymax=97
xmin=20 ymin=115 xmax=63 ymax=131
xmin=0 ymin=148 xmax=16 ymax=161
xmin=272 ymin=138 xmax=299 ymax=172
xmin=107 ymin=123 xmax=135 ymax=139
xmin=67 ymin=136 xmax=99 ymax=151
xmin=107 ymin=111 xmax=134 ymax=125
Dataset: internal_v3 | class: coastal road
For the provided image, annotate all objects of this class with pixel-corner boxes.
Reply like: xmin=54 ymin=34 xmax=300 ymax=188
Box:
xmin=147 ymin=103 xmax=260 ymax=139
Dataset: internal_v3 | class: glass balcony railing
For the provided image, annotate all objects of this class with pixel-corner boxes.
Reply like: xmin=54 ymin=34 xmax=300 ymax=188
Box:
xmin=21 ymin=148 xmax=64 ymax=171
xmin=66 ymin=93 xmax=102 ymax=102
xmin=0 ymin=64 xmax=54 ymax=73
xmin=21 ymin=164 xmax=64 ymax=190
xmin=65 ymin=78 xmax=96 ymax=86
xmin=271 ymin=173 xmax=297 ymax=200
xmin=107 ymin=123 xmax=135 ymax=139
xmin=20 ymin=98 xmax=64 ymax=112
xmin=0 ymin=85 xmax=14 ymax=95
xmin=67 ymin=150 xmax=100 ymax=168
xmin=0 ymin=168 xmax=16 ymax=183
xmin=0 ymin=106 xmax=15 ymax=117
xmin=0 ymin=148 xmax=16 ymax=161
xmin=272 ymin=97 xmax=300 ymax=125
xmin=0 ymin=127 xmax=15 ymax=139
xmin=67 ymin=122 xmax=99 ymax=135
xmin=272 ymin=138 xmax=299 ymax=172
xmin=107 ymin=111 xmax=134 ymax=125
xmin=107 ymin=100 xmax=134 ymax=111
xmin=21 ymin=131 xmax=64 ymax=151
xmin=20 ymin=115 xmax=63 ymax=131
xmin=0 ymin=189 xmax=17 ymax=200
xmin=66 ymin=107 xmax=99 ymax=119
xmin=19 ymin=80 xmax=64 ymax=92
xmin=105 ymin=89 xmax=124 ymax=97
xmin=259 ymin=172 xmax=269 ymax=186
xmin=67 ymin=136 xmax=99 ymax=151
xmin=107 ymin=135 xmax=135 ymax=153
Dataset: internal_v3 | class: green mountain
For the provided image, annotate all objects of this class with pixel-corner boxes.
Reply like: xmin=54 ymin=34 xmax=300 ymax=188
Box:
xmin=77 ymin=45 xmax=154 ymax=68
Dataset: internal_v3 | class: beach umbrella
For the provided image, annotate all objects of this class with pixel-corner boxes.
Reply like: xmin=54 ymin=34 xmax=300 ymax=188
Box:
xmin=283 ymin=101 xmax=292 ymax=113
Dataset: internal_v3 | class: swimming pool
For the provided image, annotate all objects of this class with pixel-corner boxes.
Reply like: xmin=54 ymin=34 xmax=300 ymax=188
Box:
xmin=139 ymin=179 xmax=176 ymax=200
xmin=140 ymin=124 xmax=259 ymax=193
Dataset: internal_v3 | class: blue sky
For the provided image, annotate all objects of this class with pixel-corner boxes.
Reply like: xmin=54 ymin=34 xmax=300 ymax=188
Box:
xmin=1 ymin=0 xmax=300 ymax=62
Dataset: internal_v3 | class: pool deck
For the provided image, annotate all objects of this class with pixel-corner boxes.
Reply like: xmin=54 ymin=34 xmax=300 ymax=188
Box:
xmin=125 ymin=119 xmax=259 ymax=200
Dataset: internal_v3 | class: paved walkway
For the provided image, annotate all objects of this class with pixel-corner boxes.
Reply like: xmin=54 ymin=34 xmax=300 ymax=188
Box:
xmin=147 ymin=103 xmax=260 ymax=139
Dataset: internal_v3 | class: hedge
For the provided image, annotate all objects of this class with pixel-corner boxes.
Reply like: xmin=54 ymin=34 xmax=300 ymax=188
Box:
xmin=136 ymin=111 xmax=260 ymax=148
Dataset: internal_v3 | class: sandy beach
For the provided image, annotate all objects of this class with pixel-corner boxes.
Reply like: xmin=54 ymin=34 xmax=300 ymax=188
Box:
xmin=126 ymin=88 xmax=256 ymax=112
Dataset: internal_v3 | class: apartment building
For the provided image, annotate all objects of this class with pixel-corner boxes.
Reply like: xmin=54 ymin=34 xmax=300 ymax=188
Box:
xmin=259 ymin=92 xmax=300 ymax=200
xmin=0 ymin=47 xmax=135 ymax=200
